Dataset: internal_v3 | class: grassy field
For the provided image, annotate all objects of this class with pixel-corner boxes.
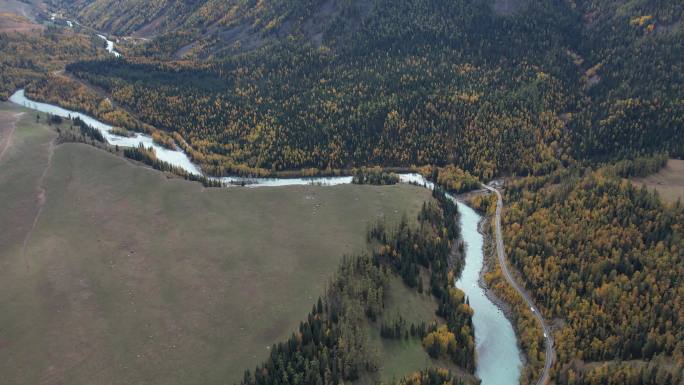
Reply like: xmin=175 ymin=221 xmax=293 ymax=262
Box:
xmin=631 ymin=159 xmax=684 ymax=204
xmin=364 ymin=275 xmax=478 ymax=385
xmin=0 ymin=103 xmax=432 ymax=385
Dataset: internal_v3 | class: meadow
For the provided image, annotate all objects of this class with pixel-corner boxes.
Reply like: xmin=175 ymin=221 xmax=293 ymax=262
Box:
xmin=0 ymin=103 xmax=432 ymax=385
xmin=366 ymin=276 xmax=477 ymax=385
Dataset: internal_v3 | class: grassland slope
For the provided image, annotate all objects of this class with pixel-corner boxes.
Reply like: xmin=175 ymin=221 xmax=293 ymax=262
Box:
xmin=0 ymin=103 xmax=431 ymax=385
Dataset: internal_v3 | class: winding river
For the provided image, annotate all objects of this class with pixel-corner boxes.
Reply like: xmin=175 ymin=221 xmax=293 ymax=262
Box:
xmin=8 ymin=36 xmax=521 ymax=383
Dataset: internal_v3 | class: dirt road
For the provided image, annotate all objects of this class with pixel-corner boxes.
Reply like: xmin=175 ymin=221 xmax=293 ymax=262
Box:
xmin=484 ymin=184 xmax=555 ymax=385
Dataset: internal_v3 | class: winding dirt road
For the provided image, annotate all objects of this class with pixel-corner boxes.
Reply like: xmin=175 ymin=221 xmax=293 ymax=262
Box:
xmin=483 ymin=184 xmax=555 ymax=385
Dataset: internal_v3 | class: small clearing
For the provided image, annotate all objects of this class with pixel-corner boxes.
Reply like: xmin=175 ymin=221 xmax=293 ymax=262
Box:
xmin=631 ymin=159 xmax=684 ymax=204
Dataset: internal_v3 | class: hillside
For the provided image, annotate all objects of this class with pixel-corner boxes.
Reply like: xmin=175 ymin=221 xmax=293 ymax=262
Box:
xmin=45 ymin=0 xmax=682 ymax=178
xmin=0 ymin=103 xmax=439 ymax=385
xmin=46 ymin=0 xmax=374 ymax=52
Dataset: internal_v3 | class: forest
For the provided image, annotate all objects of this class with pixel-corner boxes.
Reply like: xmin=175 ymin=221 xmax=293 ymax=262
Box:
xmin=502 ymin=166 xmax=683 ymax=382
xmin=1 ymin=0 xmax=681 ymax=383
xmin=0 ymin=26 xmax=104 ymax=99
xmin=50 ymin=0 xmax=677 ymax=178
xmin=556 ymin=358 xmax=682 ymax=385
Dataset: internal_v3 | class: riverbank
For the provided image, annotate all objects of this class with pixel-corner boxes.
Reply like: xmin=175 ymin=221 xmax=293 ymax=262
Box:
xmin=481 ymin=186 xmax=551 ymax=385
xmin=8 ymin=84 xmax=525 ymax=385
xmin=451 ymin=191 xmax=520 ymax=327
xmin=477 ymin=210 xmax=529 ymax=369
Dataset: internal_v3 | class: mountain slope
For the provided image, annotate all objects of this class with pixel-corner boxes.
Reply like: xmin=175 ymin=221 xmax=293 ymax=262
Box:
xmin=43 ymin=1 xmax=680 ymax=179
xmin=63 ymin=0 xmax=584 ymax=176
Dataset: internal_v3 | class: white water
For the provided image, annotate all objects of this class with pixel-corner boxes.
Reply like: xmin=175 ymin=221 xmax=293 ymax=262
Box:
xmin=97 ymin=34 xmax=121 ymax=57
xmin=9 ymin=90 xmax=202 ymax=175
xmin=219 ymin=175 xmax=354 ymax=187
xmin=8 ymin=31 xmax=522 ymax=382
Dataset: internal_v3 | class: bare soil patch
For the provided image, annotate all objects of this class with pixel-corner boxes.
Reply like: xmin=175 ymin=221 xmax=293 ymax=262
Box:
xmin=0 ymin=12 xmax=42 ymax=32
xmin=132 ymin=13 xmax=165 ymax=38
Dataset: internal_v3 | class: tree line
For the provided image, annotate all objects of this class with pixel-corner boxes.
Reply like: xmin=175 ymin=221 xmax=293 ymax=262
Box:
xmin=240 ymin=187 xmax=476 ymax=385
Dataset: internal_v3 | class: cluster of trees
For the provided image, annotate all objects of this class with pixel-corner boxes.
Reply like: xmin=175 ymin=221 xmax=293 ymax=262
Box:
xmin=380 ymin=316 xmax=432 ymax=340
xmin=421 ymin=165 xmax=481 ymax=194
xmin=423 ymin=325 xmax=461 ymax=361
xmin=240 ymin=188 xmax=475 ymax=385
xmin=47 ymin=113 xmax=110 ymax=148
xmin=468 ymin=193 xmax=496 ymax=215
xmin=369 ymin=192 xmax=458 ymax=290
xmin=352 ymin=167 xmax=399 ymax=185
xmin=72 ymin=116 xmax=105 ymax=142
xmin=150 ymin=131 xmax=176 ymax=149
xmin=394 ymin=368 xmax=466 ymax=385
xmin=240 ymin=255 xmax=388 ymax=385
xmin=26 ymin=75 xmax=153 ymax=135
xmin=602 ymin=153 xmax=669 ymax=178
xmin=240 ymin=258 xmax=452 ymax=384
xmin=503 ymin=169 xmax=684 ymax=381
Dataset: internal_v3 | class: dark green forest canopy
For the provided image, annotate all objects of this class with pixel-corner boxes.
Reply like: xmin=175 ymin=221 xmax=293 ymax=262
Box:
xmin=61 ymin=0 xmax=681 ymax=177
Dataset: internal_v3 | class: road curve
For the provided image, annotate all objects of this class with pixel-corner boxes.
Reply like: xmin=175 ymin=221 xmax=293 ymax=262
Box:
xmin=483 ymin=184 xmax=554 ymax=385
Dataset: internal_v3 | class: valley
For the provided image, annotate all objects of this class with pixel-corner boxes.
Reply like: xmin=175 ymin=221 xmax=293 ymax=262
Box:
xmin=0 ymin=0 xmax=682 ymax=384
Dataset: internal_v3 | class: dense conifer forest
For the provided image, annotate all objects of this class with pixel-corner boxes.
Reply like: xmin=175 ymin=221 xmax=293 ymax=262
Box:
xmin=42 ymin=0 xmax=679 ymax=179
xmin=0 ymin=27 xmax=103 ymax=99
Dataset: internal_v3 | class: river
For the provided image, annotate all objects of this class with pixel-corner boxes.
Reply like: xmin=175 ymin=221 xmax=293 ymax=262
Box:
xmin=9 ymin=89 xmax=202 ymax=175
xmin=455 ymin=202 xmax=522 ymax=384
xmin=8 ymin=35 xmax=521 ymax=383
